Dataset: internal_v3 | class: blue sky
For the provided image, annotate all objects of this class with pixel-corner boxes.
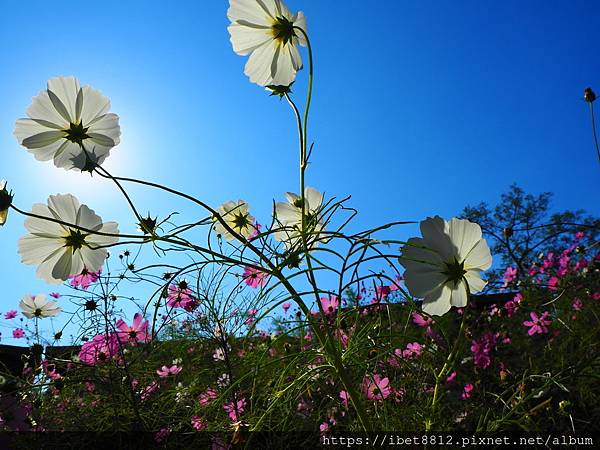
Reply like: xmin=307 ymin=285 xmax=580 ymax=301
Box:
xmin=1 ymin=0 xmax=599 ymax=344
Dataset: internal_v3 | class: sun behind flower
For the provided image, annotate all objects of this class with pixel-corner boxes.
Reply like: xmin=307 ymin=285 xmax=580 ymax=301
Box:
xmin=14 ymin=76 xmax=120 ymax=171
xmin=18 ymin=194 xmax=119 ymax=284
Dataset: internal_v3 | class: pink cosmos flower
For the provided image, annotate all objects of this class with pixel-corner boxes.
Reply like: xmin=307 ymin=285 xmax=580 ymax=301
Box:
xmin=574 ymin=259 xmax=588 ymax=271
xmin=470 ymin=333 xmax=498 ymax=369
xmin=141 ymin=380 xmax=160 ymax=402
xmin=547 ymin=277 xmax=559 ymax=291
xmin=503 ymin=266 xmax=518 ymax=286
xmin=4 ymin=310 xmax=17 ymax=320
xmin=528 ymin=265 xmax=538 ymax=277
xmin=572 ymin=298 xmax=583 ymax=311
xmin=375 ymin=285 xmax=391 ymax=301
xmin=154 ymin=427 xmax=171 ymax=443
xmin=191 ymin=415 xmax=207 ymax=431
xmin=198 ymin=387 xmax=218 ymax=406
xmin=523 ymin=311 xmax=552 ymax=336
xmin=116 ymin=313 xmax=150 ymax=344
xmin=242 ymin=266 xmax=268 ymax=288
xmin=319 ymin=295 xmax=339 ymax=316
xmin=49 ymin=292 xmax=61 ymax=299
xmin=282 ymin=302 xmax=291 ymax=314
xmin=223 ymin=397 xmax=246 ymax=422
xmin=362 ymin=374 xmax=391 ymax=401
xmin=319 ymin=422 xmax=330 ymax=434
xmin=79 ymin=333 xmax=119 ymax=365
xmin=412 ymin=311 xmax=432 ymax=327
xmin=402 ymin=342 xmax=423 ymax=358
xmin=12 ymin=328 xmax=25 ymax=339
xmin=248 ymin=222 xmax=262 ymax=241
xmin=575 ymin=231 xmax=585 ymax=241
xmin=156 ymin=364 xmax=182 ymax=378
xmin=446 ymin=371 xmax=457 ymax=384
xmin=593 ymin=292 xmax=600 ymax=301
xmin=461 ymin=383 xmax=474 ymax=400
xmin=167 ymin=281 xmax=197 ymax=311
xmin=68 ymin=267 xmax=102 ymax=290
xmin=339 ymin=390 xmax=349 ymax=409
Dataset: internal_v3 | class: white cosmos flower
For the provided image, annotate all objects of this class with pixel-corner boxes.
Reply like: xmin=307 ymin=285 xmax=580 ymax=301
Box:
xmin=274 ymin=187 xmax=326 ymax=250
xmin=18 ymin=194 xmax=119 ymax=284
xmin=227 ymin=0 xmax=307 ymax=87
xmin=19 ymin=294 xmax=61 ymax=319
xmin=14 ymin=76 xmax=120 ymax=171
xmin=399 ymin=216 xmax=492 ymax=316
xmin=213 ymin=200 xmax=256 ymax=241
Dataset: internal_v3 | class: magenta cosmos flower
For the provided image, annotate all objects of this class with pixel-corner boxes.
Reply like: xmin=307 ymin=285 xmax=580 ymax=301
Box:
xmin=116 ymin=313 xmax=150 ymax=344
xmin=319 ymin=295 xmax=339 ymax=316
xmin=242 ymin=265 xmax=268 ymax=288
xmin=167 ymin=281 xmax=197 ymax=310
xmin=523 ymin=311 xmax=552 ymax=336
xmin=79 ymin=333 xmax=119 ymax=365
xmin=156 ymin=364 xmax=182 ymax=378
xmin=362 ymin=374 xmax=391 ymax=401
xmin=69 ymin=267 xmax=102 ymax=289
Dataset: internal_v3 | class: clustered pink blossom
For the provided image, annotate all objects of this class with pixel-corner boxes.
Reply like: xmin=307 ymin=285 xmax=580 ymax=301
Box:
xmin=523 ymin=311 xmax=552 ymax=336
xmin=470 ymin=333 xmax=499 ymax=369
xmin=191 ymin=415 xmax=207 ymax=431
xmin=503 ymin=266 xmax=518 ymax=286
xmin=4 ymin=310 xmax=17 ymax=319
xmin=503 ymin=293 xmax=522 ymax=317
xmin=461 ymin=383 xmax=474 ymax=400
xmin=167 ymin=281 xmax=198 ymax=311
xmin=198 ymin=387 xmax=218 ymax=406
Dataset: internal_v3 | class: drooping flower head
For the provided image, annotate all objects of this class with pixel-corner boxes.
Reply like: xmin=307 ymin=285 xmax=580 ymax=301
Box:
xmin=18 ymin=194 xmax=119 ymax=284
xmin=213 ymin=200 xmax=256 ymax=241
xmin=14 ymin=76 xmax=120 ymax=171
xmin=227 ymin=0 xmax=307 ymax=87
xmin=0 ymin=180 xmax=13 ymax=226
xmin=19 ymin=294 xmax=61 ymax=319
xmin=400 ymin=216 xmax=492 ymax=316
xmin=274 ymin=187 xmax=326 ymax=251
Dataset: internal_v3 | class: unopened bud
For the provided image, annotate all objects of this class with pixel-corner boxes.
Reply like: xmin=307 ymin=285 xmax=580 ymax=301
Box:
xmin=584 ymin=87 xmax=596 ymax=103
xmin=502 ymin=227 xmax=513 ymax=238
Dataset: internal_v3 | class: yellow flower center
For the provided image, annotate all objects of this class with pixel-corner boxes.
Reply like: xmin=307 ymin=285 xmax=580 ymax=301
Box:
xmin=271 ymin=16 xmax=295 ymax=46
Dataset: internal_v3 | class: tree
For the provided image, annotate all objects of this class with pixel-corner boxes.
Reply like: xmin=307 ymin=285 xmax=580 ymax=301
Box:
xmin=460 ymin=184 xmax=600 ymax=290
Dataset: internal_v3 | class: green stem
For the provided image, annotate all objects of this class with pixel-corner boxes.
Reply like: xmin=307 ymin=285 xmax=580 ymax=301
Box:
xmin=426 ymin=302 xmax=469 ymax=431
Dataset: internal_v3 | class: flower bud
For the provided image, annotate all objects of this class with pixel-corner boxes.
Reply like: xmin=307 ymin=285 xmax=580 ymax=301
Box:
xmin=584 ymin=87 xmax=596 ymax=103
xmin=502 ymin=227 xmax=513 ymax=238
xmin=0 ymin=180 xmax=13 ymax=226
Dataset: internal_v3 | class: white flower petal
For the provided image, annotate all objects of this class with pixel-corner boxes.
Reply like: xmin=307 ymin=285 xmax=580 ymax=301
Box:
xmin=464 ymin=238 xmax=493 ymax=271
xmin=48 ymin=194 xmax=80 ymax=224
xmin=26 ymin=91 xmax=70 ymax=127
xmin=464 ymin=269 xmax=487 ymax=294
xmin=420 ymin=216 xmax=454 ymax=261
xmin=227 ymin=0 xmax=273 ymax=25
xmin=228 ymin=23 xmax=271 ymax=55
xmin=422 ymin=284 xmax=452 ymax=316
xmin=244 ymin=40 xmax=278 ymax=86
xmin=47 ymin=76 xmax=80 ymax=122
xmin=404 ymin=267 xmax=446 ymax=298
xmin=80 ymin=85 xmax=111 ymax=125
xmin=450 ymin=279 xmax=468 ymax=307
xmin=447 ymin=218 xmax=482 ymax=262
